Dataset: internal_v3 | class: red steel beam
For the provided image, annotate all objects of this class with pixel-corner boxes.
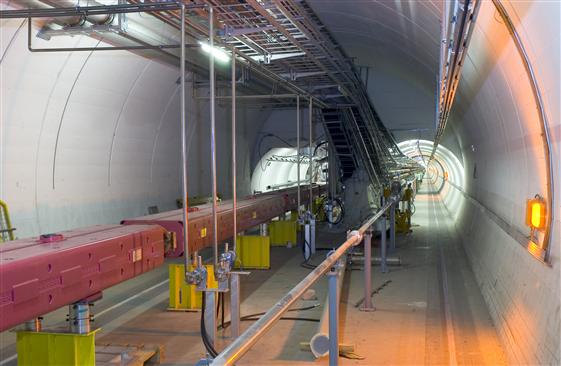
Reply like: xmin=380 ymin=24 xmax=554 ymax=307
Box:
xmin=122 ymin=185 xmax=325 ymax=256
xmin=0 ymin=224 xmax=166 ymax=332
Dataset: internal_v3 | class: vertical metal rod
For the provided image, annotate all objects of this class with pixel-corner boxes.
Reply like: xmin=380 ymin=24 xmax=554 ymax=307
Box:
xmin=360 ymin=231 xmax=374 ymax=311
xmin=231 ymin=46 xmax=237 ymax=251
xmin=209 ymin=6 xmax=218 ymax=265
xmin=180 ymin=4 xmax=190 ymax=273
xmin=308 ymin=97 xmax=313 ymax=211
xmin=296 ymin=95 xmax=301 ymax=215
xmin=230 ymin=273 xmax=241 ymax=338
xmin=328 ymin=269 xmax=339 ymax=366
xmin=380 ymin=204 xmax=388 ymax=273
xmin=390 ymin=202 xmax=396 ymax=252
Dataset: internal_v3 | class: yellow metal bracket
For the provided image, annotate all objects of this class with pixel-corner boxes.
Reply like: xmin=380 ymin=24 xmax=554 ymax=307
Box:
xmin=168 ymin=264 xmax=217 ymax=311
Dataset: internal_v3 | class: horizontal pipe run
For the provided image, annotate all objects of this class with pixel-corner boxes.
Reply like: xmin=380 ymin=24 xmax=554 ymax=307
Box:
xmin=0 ymin=2 xmax=207 ymax=19
xmin=211 ymin=199 xmax=395 ymax=366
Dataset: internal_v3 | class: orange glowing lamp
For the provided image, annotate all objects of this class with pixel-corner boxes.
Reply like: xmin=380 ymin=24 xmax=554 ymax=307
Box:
xmin=525 ymin=197 xmax=546 ymax=230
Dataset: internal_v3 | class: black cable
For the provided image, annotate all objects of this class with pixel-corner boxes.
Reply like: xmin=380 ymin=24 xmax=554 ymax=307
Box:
xmin=218 ymin=304 xmax=321 ymax=330
xmin=200 ymin=292 xmax=219 ymax=357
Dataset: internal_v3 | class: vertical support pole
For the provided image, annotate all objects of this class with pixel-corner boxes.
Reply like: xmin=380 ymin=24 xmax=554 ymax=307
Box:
xmin=230 ymin=273 xmax=241 ymax=338
xmin=308 ymin=97 xmax=313 ymax=210
xmin=205 ymin=292 xmax=217 ymax=347
xmin=180 ymin=3 xmax=191 ymax=275
xmin=296 ymin=95 xmax=301 ymax=215
xmin=390 ymin=201 xmax=396 ymax=252
xmin=24 ymin=318 xmax=42 ymax=332
xmin=304 ymin=222 xmax=311 ymax=260
xmin=380 ymin=204 xmax=388 ymax=274
xmin=231 ymin=46 xmax=237 ymax=252
xmin=360 ymin=230 xmax=375 ymax=311
xmin=310 ymin=217 xmax=316 ymax=255
xmin=328 ymin=268 xmax=339 ymax=366
xmin=209 ymin=6 xmax=218 ymax=265
xmin=259 ymin=223 xmax=268 ymax=237
xmin=69 ymin=302 xmax=91 ymax=334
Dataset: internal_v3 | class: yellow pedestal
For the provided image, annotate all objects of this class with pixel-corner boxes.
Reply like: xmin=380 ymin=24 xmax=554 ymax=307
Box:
xmin=168 ymin=264 xmax=217 ymax=310
xmin=269 ymin=221 xmax=297 ymax=246
xmin=16 ymin=329 xmax=99 ymax=366
xmin=235 ymin=235 xmax=270 ymax=269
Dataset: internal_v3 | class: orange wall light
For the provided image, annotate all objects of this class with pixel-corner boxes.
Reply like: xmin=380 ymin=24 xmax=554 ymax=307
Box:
xmin=526 ymin=196 xmax=546 ymax=231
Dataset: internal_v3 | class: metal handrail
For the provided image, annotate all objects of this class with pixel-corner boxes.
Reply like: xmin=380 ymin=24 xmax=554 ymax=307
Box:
xmin=211 ymin=198 xmax=396 ymax=366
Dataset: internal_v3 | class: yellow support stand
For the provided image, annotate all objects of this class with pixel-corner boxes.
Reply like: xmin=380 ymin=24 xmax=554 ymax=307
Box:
xmin=235 ymin=235 xmax=270 ymax=269
xmin=269 ymin=220 xmax=297 ymax=247
xmin=16 ymin=329 xmax=99 ymax=366
xmin=168 ymin=264 xmax=217 ymax=311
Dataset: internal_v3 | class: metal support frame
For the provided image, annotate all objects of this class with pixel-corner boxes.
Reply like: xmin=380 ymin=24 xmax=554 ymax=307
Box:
xmin=259 ymin=223 xmax=268 ymax=237
xmin=230 ymin=273 xmax=241 ymax=338
xmin=204 ymin=292 xmax=217 ymax=347
xmin=359 ymin=231 xmax=375 ymax=312
xmin=327 ymin=267 xmax=340 ymax=366
xmin=390 ymin=201 xmax=396 ymax=252
xmin=68 ymin=302 xmax=91 ymax=334
xmin=380 ymin=204 xmax=388 ymax=274
xmin=210 ymin=199 xmax=395 ymax=366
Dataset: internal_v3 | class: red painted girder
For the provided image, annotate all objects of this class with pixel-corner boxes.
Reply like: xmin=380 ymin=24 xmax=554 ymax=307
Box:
xmin=0 ymin=224 xmax=166 ymax=332
xmin=123 ymin=185 xmax=325 ymax=256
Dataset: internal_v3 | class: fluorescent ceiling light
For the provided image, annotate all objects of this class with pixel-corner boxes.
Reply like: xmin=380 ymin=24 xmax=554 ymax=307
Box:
xmin=199 ymin=41 xmax=230 ymax=63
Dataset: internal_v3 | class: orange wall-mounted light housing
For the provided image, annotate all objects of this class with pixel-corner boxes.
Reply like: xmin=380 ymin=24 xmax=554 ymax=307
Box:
xmin=525 ymin=197 xmax=546 ymax=231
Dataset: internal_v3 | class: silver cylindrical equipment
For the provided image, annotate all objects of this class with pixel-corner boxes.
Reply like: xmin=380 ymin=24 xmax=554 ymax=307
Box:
xmin=69 ymin=302 xmax=91 ymax=334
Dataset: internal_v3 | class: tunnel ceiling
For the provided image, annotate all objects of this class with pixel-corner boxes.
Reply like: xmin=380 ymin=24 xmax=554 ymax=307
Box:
xmin=307 ymin=0 xmax=442 ymax=142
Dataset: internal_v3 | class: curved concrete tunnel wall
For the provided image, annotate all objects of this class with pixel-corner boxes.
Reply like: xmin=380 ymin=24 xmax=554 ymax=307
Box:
xmin=0 ymin=17 xmax=270 ymax=239
xmin=310 ymin=0 xmax=559 ymax=364
xmin=441 ymin=2 xmax=560 ymax=364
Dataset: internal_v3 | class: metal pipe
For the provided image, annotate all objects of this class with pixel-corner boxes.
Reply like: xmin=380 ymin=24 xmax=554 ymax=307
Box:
xmin=179 ymin=3 xmax=191 ymax=276
xmin=231 ymin=46 xmax=237 ymax=251
xmin=0 ymin=2 xmax=204 ymax=19
xmin=296 ymin=95 xmax=301 ymax=215
xmin=211 ymin=199 xmax=395 ymax=366
xmin=308 ymin=97 xmax=313 ymax=212
xmin=209 ymin=6 xmax=219 ymax=266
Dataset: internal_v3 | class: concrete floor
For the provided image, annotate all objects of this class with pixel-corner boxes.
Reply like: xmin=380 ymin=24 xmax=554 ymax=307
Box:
xmin=0 ymin=191 xmax=507 ymax=365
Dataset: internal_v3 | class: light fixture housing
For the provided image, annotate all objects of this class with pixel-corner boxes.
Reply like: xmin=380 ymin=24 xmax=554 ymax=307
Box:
xmin=199 ymin=41 xmax=230 ymax=63
xmin=525 ymin=196 xmax=546 ymax=231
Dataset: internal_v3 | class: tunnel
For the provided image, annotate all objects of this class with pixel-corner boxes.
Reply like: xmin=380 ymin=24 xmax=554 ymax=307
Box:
xmin=0 ymin=1 xmax=559 ymax=365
